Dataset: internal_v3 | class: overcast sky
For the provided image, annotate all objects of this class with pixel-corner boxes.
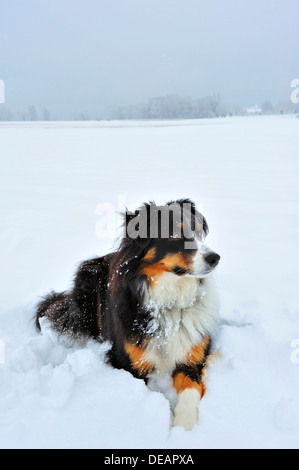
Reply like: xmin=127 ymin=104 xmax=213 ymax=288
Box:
xmin=1 ymin=0 xmax=298 ymax=118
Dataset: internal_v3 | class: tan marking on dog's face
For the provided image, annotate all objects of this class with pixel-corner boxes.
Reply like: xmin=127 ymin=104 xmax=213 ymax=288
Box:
xmin=142 ymin=247 xmax=156 ymax=261
xmin=140 ymin=252 xmax=193 ymax=284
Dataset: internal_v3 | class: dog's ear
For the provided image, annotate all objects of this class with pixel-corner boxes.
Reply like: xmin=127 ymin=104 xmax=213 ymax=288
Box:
xmin=192 ymin=210 xmax=209 ymax=239
xmin=175 ymin=199 xmax=209 ymax=238
xmin=203 ymin=216 xmax=209 ymax=237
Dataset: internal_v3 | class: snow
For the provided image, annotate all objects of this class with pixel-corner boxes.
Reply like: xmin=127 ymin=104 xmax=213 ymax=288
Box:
xmin=0 ymin=115 xmax=299 ymax=448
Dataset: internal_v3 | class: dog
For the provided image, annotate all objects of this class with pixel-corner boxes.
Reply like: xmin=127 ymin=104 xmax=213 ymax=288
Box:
xmin=35 ymin=199 xmax=220 ymax=430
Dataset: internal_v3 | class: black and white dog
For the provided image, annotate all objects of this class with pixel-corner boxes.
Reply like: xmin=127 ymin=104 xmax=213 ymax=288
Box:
xmin=36 ymin=199 xmax=220 ymax=430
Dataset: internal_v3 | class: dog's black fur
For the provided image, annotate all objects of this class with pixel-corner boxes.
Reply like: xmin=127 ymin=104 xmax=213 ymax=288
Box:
xmin=36 ymin=199 xmax=220 ymax=429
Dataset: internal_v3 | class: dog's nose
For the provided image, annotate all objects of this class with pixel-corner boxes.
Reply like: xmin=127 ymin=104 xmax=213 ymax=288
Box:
xmin=204 ymin=252 xmax=220 ymax=267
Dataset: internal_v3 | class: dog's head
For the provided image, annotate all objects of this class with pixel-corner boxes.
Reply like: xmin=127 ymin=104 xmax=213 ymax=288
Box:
xmin=122 ymin=199 xmax=220 ymax=283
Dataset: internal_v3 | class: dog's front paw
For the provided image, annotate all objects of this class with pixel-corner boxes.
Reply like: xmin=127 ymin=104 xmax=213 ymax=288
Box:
xmin=172 ymin=389 xmax=200 ymax=431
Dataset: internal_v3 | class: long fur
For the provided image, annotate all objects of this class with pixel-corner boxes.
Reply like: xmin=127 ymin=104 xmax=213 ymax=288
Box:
xmin=35 ymin=199 xmax=220 ymax=430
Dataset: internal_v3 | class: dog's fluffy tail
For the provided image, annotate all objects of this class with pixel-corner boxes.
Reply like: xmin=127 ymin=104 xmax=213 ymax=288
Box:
xmin=35 ymin=290 xmax=68 ymax=331
xmin=35 ymin=288 xmax=100 ymax=340
xmin=34 ymin=255 xmax=111 ymax=340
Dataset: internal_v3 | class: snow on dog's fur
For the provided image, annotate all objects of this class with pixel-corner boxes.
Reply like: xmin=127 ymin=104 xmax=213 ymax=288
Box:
xmin=36 ymin=199 xmax=220 ymax=430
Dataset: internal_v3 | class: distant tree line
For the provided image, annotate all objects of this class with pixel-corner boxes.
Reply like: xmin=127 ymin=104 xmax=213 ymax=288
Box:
xmin=0 ymin=96 xmax=298 ymax=121
xmin=109 ymin=94 xmax=239 ymax=120
xmin=0 ymin=105 xmax=51 ymax=121
xmin=109 ymin=95 xmax=299 ymax=120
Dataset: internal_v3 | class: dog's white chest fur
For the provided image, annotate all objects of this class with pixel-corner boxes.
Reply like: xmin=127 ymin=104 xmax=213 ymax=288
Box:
xmin=144 ymin=273 xmax=219 ymax=373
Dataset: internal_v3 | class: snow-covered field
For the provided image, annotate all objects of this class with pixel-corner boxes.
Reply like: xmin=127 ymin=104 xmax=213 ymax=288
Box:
xmin=0 ymin=115 xmax=299 ymax=449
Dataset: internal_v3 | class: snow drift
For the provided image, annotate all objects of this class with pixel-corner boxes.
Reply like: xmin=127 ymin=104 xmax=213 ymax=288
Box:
xmin=0 ymin=115 xmax=299 ymax=448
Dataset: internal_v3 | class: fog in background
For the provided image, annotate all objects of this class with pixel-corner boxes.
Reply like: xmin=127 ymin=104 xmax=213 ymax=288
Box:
xmin=0 ymin=0 xmax=298 ymax=119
